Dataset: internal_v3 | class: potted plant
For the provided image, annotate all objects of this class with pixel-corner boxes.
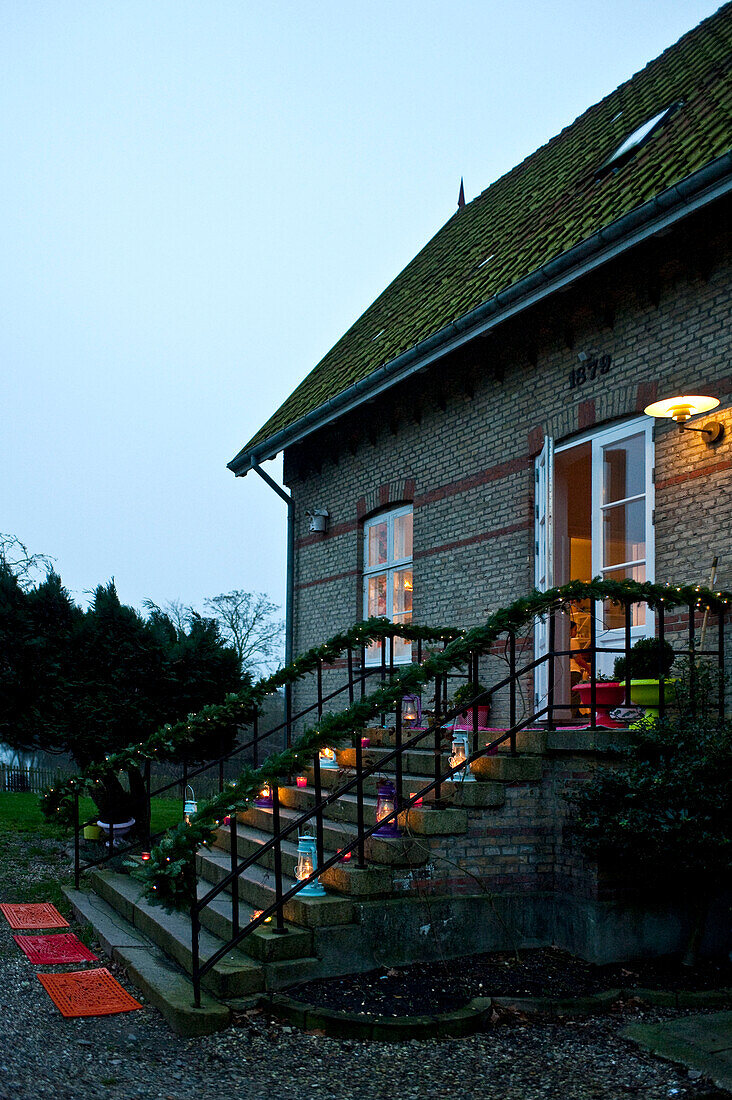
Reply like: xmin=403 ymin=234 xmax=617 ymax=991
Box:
xmin=573 ymin=673 xmax=626 ymax=728
xmin=613 ymin=637 xmax=676 ymax=716
xmin=450 ymin=681 xmax=491 ymax=729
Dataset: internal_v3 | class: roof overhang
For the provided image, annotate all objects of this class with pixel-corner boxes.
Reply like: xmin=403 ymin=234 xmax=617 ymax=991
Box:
xmin=228 ymin=152 xmax=732 ymax=477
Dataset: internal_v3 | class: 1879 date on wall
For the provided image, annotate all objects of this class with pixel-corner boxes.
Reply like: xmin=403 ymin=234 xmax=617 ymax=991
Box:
xmin=569 ymin=353 xmax=612 ymax=388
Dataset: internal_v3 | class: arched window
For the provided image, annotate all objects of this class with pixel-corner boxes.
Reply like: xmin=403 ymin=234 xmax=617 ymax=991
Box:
xmin=363 ymin=505 xmax=413 ymax=664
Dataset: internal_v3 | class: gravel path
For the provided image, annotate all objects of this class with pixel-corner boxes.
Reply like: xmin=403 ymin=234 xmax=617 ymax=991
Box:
xmin=0 ymin=827 xmax=728 ymax=1100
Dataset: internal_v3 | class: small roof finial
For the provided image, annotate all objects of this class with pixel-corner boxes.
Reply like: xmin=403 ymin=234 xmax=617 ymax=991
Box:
xmin=457 ymin=177 xmax=465 ymax=210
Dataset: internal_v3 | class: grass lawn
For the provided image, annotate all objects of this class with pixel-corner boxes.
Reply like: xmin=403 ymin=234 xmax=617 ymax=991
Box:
xmin=0 ymin=790 xmax=183 ymax=838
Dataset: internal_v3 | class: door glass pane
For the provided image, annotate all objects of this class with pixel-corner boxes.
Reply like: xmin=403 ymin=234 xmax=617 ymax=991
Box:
xmin=392 ymin=570 xmax=413 ymax=662
xmin=367 ymin=574 xmax=387 ymax=617
xmin=393 ymin=513 xmax=413 ymax=561
xmin=603 ymin=434 xmax=644 ymax=503
xmin=367 ymin=522 xmax=388 ymax=568
xmin=602 ymin=564 xmax=646 ymax=629
xmin=602 ymin=500 xmax=645 ymax=567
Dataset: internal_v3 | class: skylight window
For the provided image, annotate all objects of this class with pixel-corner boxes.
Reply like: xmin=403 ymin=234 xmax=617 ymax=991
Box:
xmin=596 ymin=102 xmax=682 ymax=177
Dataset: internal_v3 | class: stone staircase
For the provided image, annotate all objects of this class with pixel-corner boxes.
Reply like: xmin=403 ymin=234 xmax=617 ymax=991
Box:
xmin=65 ymin=724 xmax=546 ymax=1035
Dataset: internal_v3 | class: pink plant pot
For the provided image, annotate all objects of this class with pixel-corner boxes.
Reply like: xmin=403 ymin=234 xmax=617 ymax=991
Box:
xmin=573 ymin=682 xmax=627 ymax=727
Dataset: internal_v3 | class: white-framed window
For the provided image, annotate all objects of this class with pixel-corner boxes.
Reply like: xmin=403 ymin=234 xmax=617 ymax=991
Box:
xmin=363 ymin=505 xmax=413 ymax=664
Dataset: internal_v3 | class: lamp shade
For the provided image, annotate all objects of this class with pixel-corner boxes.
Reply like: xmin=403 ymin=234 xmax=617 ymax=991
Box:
xmin=643 ymin=394 xmax=719 ymax=422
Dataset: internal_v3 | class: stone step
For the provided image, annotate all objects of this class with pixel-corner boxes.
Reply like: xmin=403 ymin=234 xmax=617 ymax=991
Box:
xmin=348 ymin=726 xmax=547 ymax=754
xmin=305 ymin=765 xmax=506 ymax=809
xmin=278 ymin=784 xmax=468 ymax=836
xmin=196 ymin=847 xmax=355 ymax=928
xmin=195 ymin=881 xmax=313 ymax=963
xmin=240 ymin=803 xmax=428 ymax=867
xmin=471 ymin=755 xmax=543 ymax=782
xmin=87 ymin=869 xmax=264 ymax=1000
xmin=212 ymin=822 xmax=394 ymax=897
xmin=64 ymin=887 xmax=231 ymax=1036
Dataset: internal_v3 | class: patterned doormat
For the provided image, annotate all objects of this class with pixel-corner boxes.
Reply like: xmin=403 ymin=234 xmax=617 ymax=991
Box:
xmin=37 ymin=968 xmax=142 ymax=1017
xmin=0 ymin=903 xmax=69 ymax=930
xmin=13 ymin=933 xmax=98 ymax=964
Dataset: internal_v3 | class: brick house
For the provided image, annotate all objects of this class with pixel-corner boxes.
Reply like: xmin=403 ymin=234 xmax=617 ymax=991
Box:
xmin=222 ymin=9 xmax=732 ymax=964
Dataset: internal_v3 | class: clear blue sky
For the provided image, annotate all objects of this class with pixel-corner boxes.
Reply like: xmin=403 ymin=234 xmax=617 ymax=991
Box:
xmin=0 ymin=1 xmax=720 ymax=619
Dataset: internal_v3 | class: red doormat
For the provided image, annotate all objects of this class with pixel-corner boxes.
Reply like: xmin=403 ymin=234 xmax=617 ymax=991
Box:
xmin=0 ymin=903 xmax=69 ymax=930
xmin=37 ymin=968 xmax=142 ymax=1017
xmin=13 ymin=933 xmax=98 ymax=964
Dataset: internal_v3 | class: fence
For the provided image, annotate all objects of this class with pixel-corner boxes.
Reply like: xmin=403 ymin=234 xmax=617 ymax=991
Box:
xmin=0 ymin=763 xmax=74 ymax=794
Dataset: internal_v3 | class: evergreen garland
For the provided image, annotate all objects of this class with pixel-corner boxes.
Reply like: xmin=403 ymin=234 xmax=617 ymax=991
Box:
xmin=44 ymin=579 xmax=730 ymax=910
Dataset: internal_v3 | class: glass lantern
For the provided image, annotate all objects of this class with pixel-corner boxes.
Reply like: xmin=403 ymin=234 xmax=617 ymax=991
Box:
xmin=183 ymin=784 xmax=198 ymax=824
xmin=374 ymin=778 xmax=401 ymax=836
xmin=294 ymin=834 xmax=326 ymax=896
xmin=319 ymin=746 xmax=337 ymax=770
xmin=449 ymin=732 xmax=475 ymax=782
xmin=402 ymin=694 xmax=422 ymax=727
xmin=255 ymin=782 xmax=274 ymax=807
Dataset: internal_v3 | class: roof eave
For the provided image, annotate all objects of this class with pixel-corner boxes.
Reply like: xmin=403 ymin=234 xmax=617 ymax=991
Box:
xmin=228 ymin=152 xmax=732 ymax=477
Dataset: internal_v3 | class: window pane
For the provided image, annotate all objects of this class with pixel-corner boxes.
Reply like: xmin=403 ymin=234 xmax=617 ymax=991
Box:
xmin=393 ymin=570 xmax=413 ymax=616
xmin=603 ymin=434 xmax=644 ymax=503
xmin=368 ymin=522 xmax=388 ymax=568
xmin=367 ymin=574 xmax=388 ymax=617
xmin=394 ymin=512 xmax=413 ymax=561
xmin=602 ymin=564 xmax=646 ymax=629
xmin=602 ymin=499 xmax=645 ymax=568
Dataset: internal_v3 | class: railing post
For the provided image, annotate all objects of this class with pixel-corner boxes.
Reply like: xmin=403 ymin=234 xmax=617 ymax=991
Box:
xmin=658 ymin=603 xmax=666 ymax=720
xmin=355 ymin=735 xmax=366 ymax=868
xmin=509 ymin=630 xmax=517 ymax=754
xmin=471 ymin=651 xmax=479 ymax=756
xmin=218 ymin=758 xmax=225 ymax=795
xmin=417 ymin=638 xmax=423 ymax=665
xmin=589 ymin=600 xmax=597 ymax=730
xmin=108 ymin=820 xmax=114 ymax=860
xmin=271 ymin=784 xmax=287 ymax=935
xmin=360 ymin=646 xmax=366 ymax=698
xmin=253 ymin=713 xmax=259 ymax=769
xmin=229 ymin=813 xmax=239 ymax=938
xmin=312 ymin=752 xmax=324 ymax=871
xmin=623 ymin=601 xmax=632 ymax=705
xmin=435 ymin=672 xmax=442 ymax=724
xmin=718 ymin=609 xmax=726 ymax=722
xmin=688 ymin=601 xmax=697 ymax=718
xmin=394 ymin=697 xmax=403 ymax=814
xmin=389 ymin=630 xmax=395 ymax=679
xmin=546 ymin=609 xmax=556 ymax=731
xmin=191 ymin=895 xmax=201 ymax=1008
xmin=144 ymin=759 xmax=152 ymax=851
xmin=285 ymin=683 xmax=292 ymax=750
xmin=347 ymin=647 xmax=354 ymax=706
xmin=317 ymin=660 xmax=323 ymax=719
xmin=434 ymin=696 xmax=442 ymax=804
xmin=73 ymin=791 xmax=80 ymax=891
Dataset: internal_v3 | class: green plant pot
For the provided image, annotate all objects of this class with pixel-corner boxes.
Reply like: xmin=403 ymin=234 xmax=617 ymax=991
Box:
xmin=629 ymin=679 xmax=676 ymax=716
xmin=83 ymin=825 xmax=104 ymax=840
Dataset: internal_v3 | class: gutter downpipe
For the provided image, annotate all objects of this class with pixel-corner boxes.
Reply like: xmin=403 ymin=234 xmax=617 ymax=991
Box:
xmin=250 ymin=459 xmax=294 ymax=748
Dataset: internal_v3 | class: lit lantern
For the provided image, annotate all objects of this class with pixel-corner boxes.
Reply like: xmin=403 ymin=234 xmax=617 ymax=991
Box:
xmin=449 ymin=732 xmax=476 ymax=782
xmin=374 ymin=778 xmax=401 ymax=837
xmin=410 ymin=792 xmax=423 ymax=807
xmin=251 ymin=909 xmax=273 ymax=924
xmin=296 ymin=775 xmax=307 ymax=788
xmin=319 ymin=746 xmax=337 ymax=770
xmin=140 ymin=851 xmax=151 ymax=861
xmin=337 ymin=847 xmax=352 ymax=863
xmin=360 ymin=736 xmax=371 ymax=748
xmin=294 ymin=834 xmax=326 ymax=896
xmin=402 ymin=694 xmax=422 ymax=727
xmin=183 ymin=785 xmax=198 ymax=824
xmin=255 ymin=782 xmax=273 ymax=807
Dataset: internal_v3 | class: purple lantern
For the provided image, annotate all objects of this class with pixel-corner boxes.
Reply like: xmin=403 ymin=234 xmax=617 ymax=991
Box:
xmin=374 ymin=778 xmax=401 ymax=837
xmin=255 ymin=782 xmax=274 ymax=807
xmin=401 ymin=693 xmax=422 ymax=727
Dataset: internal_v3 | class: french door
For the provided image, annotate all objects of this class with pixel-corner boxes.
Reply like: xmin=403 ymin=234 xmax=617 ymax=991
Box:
xmin=534 ymin=418 xmax=654 ymax=709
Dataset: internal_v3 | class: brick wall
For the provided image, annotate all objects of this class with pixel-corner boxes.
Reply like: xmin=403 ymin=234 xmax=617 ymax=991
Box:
xmin=281 ymin=210 xmax=731 ymax=726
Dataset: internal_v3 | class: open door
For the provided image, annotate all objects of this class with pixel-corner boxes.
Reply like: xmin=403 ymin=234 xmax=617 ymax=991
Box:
xmin=534 ymin=436 xmax=553 ymax=710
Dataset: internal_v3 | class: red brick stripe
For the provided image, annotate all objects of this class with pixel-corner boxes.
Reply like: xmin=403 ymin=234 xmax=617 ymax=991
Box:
xmin=414 ymin=519 xmax=531 ymax=560
xmin=414 ymin=455 xmax=530 ymax=507
xmin=655 ymin=457 xmax=731 ymax=491
xmin=295 ymin=568 xmax=359 ymax=591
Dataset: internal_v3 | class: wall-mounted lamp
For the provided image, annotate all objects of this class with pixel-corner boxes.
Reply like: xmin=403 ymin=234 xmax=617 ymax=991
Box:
xmin=306 ymin=509 xmax=329 ymax=533
xmin=643 ymin=394 xmax=723 ymax=444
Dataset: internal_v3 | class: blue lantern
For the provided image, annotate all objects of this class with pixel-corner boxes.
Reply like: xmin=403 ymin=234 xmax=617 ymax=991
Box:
xmin=294 ymin=834 xmax=326 ymax=897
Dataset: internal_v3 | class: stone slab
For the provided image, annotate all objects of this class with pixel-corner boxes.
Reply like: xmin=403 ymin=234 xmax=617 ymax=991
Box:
xmin=623 ymin=1010 xmax=732 ymax=1094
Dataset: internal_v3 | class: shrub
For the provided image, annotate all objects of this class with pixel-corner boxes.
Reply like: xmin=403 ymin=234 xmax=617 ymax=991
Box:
xmin=613 ymin=637 xmax=675 ymax=681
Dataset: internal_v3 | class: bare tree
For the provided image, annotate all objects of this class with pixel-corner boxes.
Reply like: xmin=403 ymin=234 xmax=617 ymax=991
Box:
xmin=203 ymin=591 xmax=284 ymax=677
xmin=0 ymin=533 xmax=54 ymax=590
xmin=142 ymin=597 xmax=195 ymax=633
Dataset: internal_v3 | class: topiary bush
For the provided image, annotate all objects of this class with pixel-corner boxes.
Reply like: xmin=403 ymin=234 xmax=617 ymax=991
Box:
xmin=613 ymin=637 xmax=675 ymax=681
